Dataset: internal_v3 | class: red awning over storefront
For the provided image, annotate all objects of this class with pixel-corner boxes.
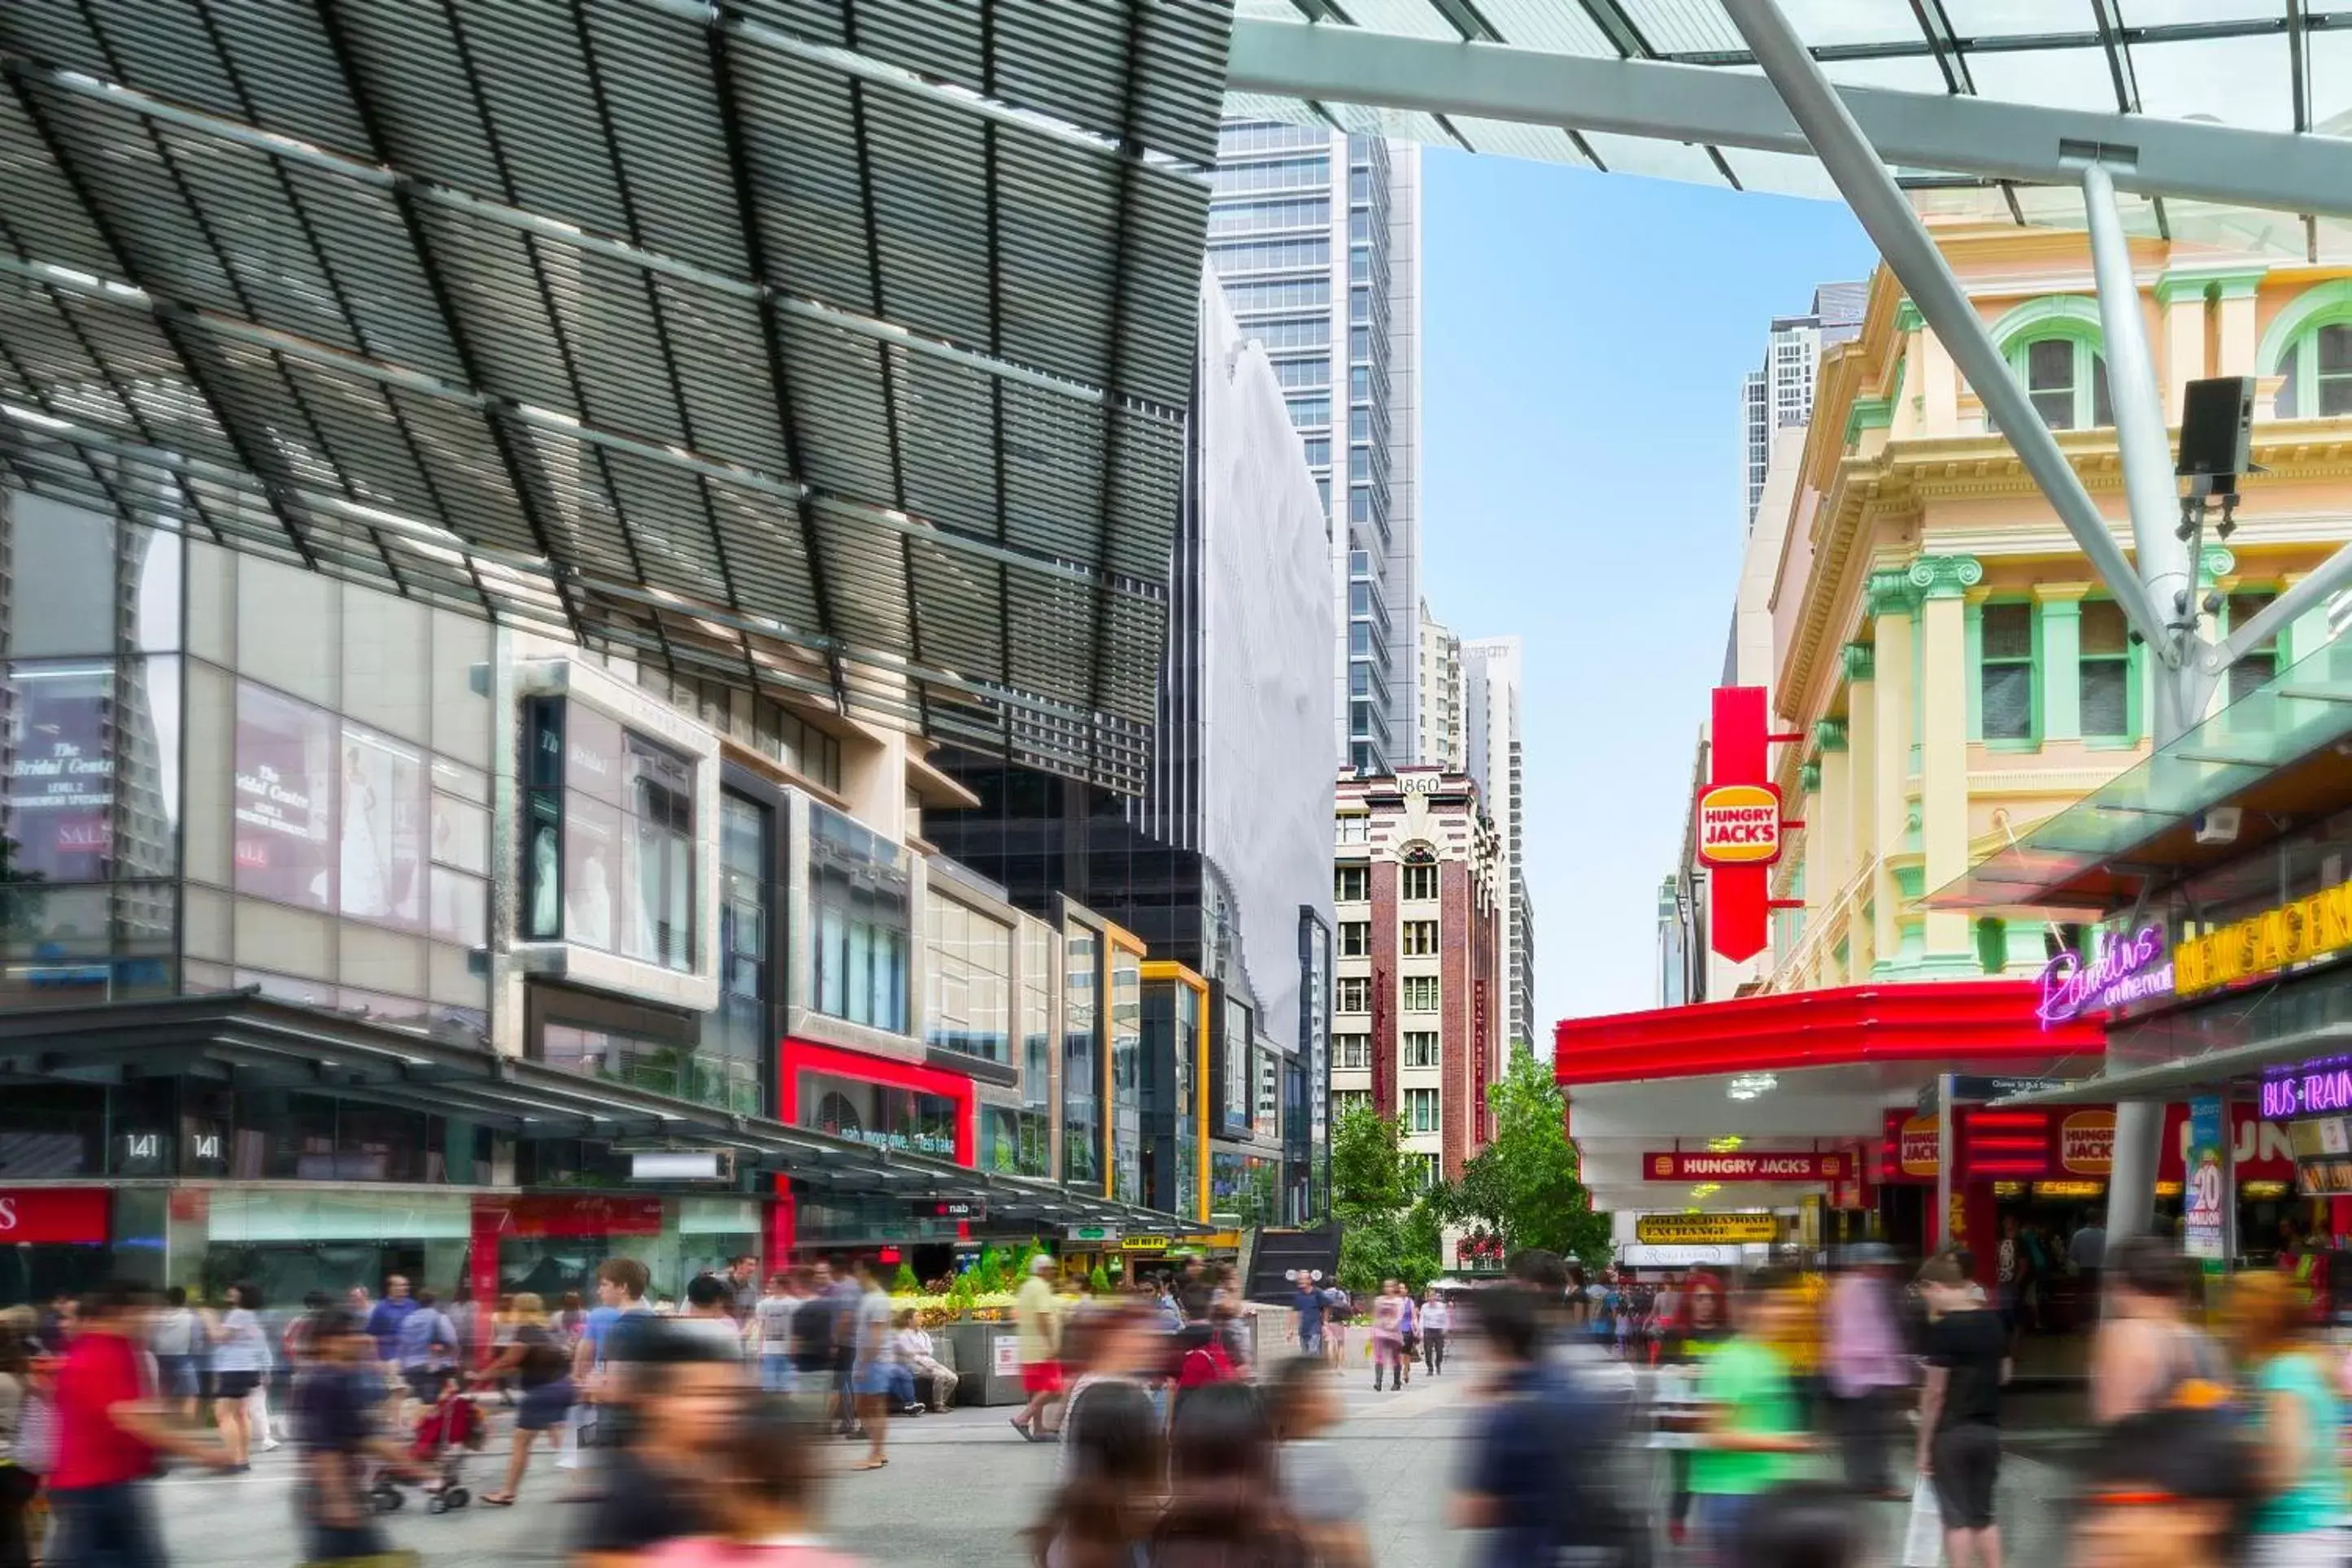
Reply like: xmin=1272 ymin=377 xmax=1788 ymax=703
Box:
xmin=1553 ymin=980 xmax=2104 ymax=1089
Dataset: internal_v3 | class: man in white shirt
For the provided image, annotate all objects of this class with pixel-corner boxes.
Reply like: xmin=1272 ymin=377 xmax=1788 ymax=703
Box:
xmin=752 ymin=1270 xmax=804 ymax=1392
xmin=1418 ymin=1290 xmax=1453 ymax=1375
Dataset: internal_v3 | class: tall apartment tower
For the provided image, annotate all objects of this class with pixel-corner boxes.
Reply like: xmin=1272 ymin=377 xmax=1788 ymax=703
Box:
xmin=1461 ymin=637 xmax=1535 ymax=1052
xmin=1416 ymin=599 xmax=1463 ymax=771
xmin=1210 ymin=121 xmax=1422 ymax=777
xmin=1740 ymin=281 xmax=1867 ymax=525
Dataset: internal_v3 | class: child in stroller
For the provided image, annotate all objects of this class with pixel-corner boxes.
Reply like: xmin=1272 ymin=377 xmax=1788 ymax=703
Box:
xmin=371 ymin=1370 xmax=486 ymax=1515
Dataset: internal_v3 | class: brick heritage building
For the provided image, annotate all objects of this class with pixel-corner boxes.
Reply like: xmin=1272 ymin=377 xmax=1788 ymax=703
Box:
xmin=1331 ymin=769 xmax=1506 ymax=1183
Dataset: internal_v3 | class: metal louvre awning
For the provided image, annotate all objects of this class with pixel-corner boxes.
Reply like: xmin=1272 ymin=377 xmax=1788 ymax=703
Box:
xmin=0 ymin=0 xmax=1236 ymax=793
xmin=0 ymin=989 xmax=1211 ymax=1230
xmin=1226 ymin=2 xmax=2352 ymax=259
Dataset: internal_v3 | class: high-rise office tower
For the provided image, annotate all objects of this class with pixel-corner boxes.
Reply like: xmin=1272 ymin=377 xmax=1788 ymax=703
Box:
xmin=1209 ymin=121 xmax=1422 ymax=776
xmin=1740 ymin=281 xmax=1867 ymax=525
xmin=1416 ymin=599 xmax=1463 ymax=772
xmin=1462 ymin=637 xmax=1535 ymax=1052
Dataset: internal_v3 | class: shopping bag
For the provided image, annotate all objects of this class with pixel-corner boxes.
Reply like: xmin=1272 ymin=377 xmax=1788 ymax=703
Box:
xmin=1901 ymin=1475 xmax=1943 ymax=1568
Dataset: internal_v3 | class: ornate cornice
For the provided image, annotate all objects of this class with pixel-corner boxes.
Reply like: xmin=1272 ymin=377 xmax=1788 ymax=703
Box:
xmin=1813 ymin=719 xmax=1848 ymax=752
xmin=1894 ymin=299 xmax=1924 ymax=334
xmin=2199 ymin=544 xmax=2236 ymax=582
xmin=1842 ymin=641 xmax=1875 ymax=683
xmin=1799 ymin=760 xmax=1822 ymax=795
xmin=1908 ymin=553 xmax=1984 ymax=599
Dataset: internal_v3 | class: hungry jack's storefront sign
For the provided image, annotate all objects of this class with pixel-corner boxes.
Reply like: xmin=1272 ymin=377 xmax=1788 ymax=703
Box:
xmin=1644 ymin=1151 xmax=1848 ymax=1182
xmin=1694 ymin=686 xmax=1797 ymax=964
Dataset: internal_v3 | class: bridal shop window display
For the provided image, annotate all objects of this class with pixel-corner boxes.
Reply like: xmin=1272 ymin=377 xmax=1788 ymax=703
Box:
xmin=808 ymin=802 xmax=911 ymax=1033
xmin=520 ymin=698 xmax=698 ymax=973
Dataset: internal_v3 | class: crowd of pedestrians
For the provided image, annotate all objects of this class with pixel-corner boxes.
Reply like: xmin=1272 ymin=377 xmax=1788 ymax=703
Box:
xmin=4 ymin=1229 xmax=2350 ymax=1566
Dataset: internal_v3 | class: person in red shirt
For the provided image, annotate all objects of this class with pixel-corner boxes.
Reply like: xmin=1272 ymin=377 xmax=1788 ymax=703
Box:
xmin=46 ymin=1281 xmax=232 ymax=1568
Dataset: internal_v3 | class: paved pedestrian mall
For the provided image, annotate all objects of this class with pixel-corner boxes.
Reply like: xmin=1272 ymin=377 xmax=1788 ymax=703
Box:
xmin=149 ymin=1367 xmax=2090 ymax=1566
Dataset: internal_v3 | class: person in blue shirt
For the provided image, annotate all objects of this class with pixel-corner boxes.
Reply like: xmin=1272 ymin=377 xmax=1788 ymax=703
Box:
xmin=1452 ymin=1283 xmax=1590 ymax=1568
xmin=1291 ymin=1274 xmax=1328 ymax=1357
xmin=362 ymin=1274 xmax=416 ymax=1370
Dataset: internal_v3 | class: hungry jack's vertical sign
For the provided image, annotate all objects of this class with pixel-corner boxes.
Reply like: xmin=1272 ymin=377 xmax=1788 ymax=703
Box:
xmin=1696 ymin=686 xmax=1790 ymax=963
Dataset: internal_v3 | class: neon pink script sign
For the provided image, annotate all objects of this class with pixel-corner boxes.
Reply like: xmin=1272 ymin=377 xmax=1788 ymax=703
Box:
xmin=2037 ymin=925 xmax=2172 ymax=1029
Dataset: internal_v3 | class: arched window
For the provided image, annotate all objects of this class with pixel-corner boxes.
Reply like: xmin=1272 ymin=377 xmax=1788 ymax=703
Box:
xmin=2260 ymin=281 xmax=2352 ymax=419
xmin=1987 ymin=296 xmax=2112 ymax=433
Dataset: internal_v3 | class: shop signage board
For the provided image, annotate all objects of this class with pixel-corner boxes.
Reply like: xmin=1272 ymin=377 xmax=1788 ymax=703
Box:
xmin=502 ymin=1195 xmax=665 ymax=1237
xmin=1064 ymin=1225 xmax=1120 ymax=1244
xmin=2036 ymin=925 xmax=2172 ymax=1028
xmin=1644 ymin=1151 xmax=1847 ymax=1182
xmin=1917 ymin=1078 xmax=2062 ymax=1116
xmin=917 ymin=1198 xmax=986 ymax=1222
xmin=2260 ymin=1058 xmax=2352 ymax=1122
xmin=1120 ymin=1235 xmax=1172 ymax=1253
xmin=1898 ymin=1115 xmax=1940 ymax=1178
xmin=1633 ymin=1213 xmax=1779 ymax=1244
xmin=2174 ymin=878 xmax=2352 ymax=998
xmin=2059 ymin=1110 xmax=2115 ymax=1174
xmin=2184 ymin=1096 xmax=2228 ymax=1261
xmin=1695 ymin=686 xmax=1794 ymax=963
xmin=0 ymin=1187 xmax=111 ymax=1244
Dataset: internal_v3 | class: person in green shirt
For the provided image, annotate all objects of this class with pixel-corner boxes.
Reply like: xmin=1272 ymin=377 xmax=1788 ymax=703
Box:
xmin=2227 ymin=1270 xmax=2345 ymax=1565
xmin=1688 ymin=1265 xmax=1814 ymax=1556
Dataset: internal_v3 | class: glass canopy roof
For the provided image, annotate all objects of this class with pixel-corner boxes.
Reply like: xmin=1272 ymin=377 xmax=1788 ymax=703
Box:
xmin=1931 ymin=637 xmax=2352 ymax=913
xmin=0 ymin=0 xmax=1235 ymax=793
xmin=1228 ymin=1 xmax=2352 ymax=258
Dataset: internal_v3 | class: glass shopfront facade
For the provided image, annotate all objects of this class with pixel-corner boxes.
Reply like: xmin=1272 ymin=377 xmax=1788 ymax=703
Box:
xmin=1109 ymin=945 xmax=1143 ymax=1204
xmin=809 ymin=803 xmax=911 ymax=1034
xmin=1064 ymin=919 xmax=1102 ymax=1187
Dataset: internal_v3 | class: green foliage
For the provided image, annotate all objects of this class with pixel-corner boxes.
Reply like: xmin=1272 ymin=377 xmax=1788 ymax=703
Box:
xmin=1010 ymin=1238 xmax=1049 ymax=1285
xmin=973 ymin=1244 xmax=1008 ymax=1293
xmin=1331 ymin=1103 xmax=1446 ymax=1297
xmin=1088 ymin=1263 xmax=1111 ymax=1295
xmin=1452 ymin=1046 xmax=1612 ymax=1273
xmin=892 ymin=1262 xmax=921 ymax=1294
xmin=945 ymin=1269 xmax=977 ymax=1310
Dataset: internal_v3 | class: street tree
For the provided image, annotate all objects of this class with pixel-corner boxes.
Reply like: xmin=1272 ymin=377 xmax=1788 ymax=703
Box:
xmin=1448 ymin=1046 xmax=1612 ymax=1272
xmin=1331 ymin=1102 xmax=1447 ymax=1296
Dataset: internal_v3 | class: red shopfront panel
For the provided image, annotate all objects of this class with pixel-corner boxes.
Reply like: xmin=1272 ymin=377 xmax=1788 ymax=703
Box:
xmin=779 ymin=1038 xmax=977 ymax=1168
xmin=0 ymin=1187 xmax=110 ymax=1244
xmin=1878 ymin=1101 xmax=2297 ymax=1186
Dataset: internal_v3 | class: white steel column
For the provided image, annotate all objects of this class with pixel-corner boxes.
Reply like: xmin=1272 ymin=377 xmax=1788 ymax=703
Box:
xmin=2080 ymin=163 xmax=2195 ymax=1240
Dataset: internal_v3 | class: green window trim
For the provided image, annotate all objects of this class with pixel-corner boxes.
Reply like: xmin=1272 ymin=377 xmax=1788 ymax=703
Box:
xmin=1971 ymin=598 xmax=2041 ymax=750
xmin=1985 ymin=295 xmax=2110 ymax=433
xmin=2077 ymin=597 xmax=2141 ymax=743
xmin=2257 ymin=280 xmax=2352 ymax=420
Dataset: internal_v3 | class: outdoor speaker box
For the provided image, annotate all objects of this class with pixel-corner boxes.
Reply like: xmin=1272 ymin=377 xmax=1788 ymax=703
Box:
xmin=2178 ymin=375 xmax=2255 ymax=481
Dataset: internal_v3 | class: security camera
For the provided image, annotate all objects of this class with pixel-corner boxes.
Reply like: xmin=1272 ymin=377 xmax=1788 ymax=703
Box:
xmin=2193 ymin=807 xmax=2242 ymax=847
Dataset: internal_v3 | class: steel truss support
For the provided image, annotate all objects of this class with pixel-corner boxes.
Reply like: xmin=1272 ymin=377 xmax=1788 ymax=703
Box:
xmin=1720 ymin=0 xmax=2171 ymax=659
xmin=1226 ymin=18 xmax=2352 ymax=224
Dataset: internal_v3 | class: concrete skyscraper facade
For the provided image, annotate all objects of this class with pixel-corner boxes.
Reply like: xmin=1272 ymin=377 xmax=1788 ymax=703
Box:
xmin=1462 ymin=637 xmax=1534 ymax=1052
xmin=1740 ymin=281 xmax=1867 ymax=525
xmin=1209 ymin=121 xmax=1422 ymax=777
xmin=1416 ymin=599 xmax=1463 ymax=772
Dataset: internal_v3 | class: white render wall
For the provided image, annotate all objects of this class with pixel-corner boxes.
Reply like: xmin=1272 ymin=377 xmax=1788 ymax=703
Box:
xmin=1198 ymin=269 xmax=1337 ymax=1052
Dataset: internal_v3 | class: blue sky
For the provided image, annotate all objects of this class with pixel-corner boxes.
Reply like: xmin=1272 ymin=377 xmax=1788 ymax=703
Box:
xmin=1415 ymin=149 xmax=1875 ymax=1034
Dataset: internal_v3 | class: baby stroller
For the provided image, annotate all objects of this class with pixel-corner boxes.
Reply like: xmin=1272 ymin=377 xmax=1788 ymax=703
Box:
xmin=370 ymin=1374 xmax=486 ymax=1515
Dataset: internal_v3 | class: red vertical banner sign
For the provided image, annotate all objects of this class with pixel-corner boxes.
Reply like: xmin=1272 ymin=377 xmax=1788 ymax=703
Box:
xmin=468 ymin=1198 xmax=503 ymax=1367
xmin=1698 ymin=686 xmax=1784 ymax=962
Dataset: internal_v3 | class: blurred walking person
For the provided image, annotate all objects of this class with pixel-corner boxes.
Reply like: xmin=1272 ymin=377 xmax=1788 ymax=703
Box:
xmin=290 ymin=1307 xmax=417 ymax=1565
xmin=2226 ymin=1272 xmax=2345 ymax=1567
xmin=1270 ymin=1357 xmax=1370 ymax=1568
xmin=1029 ymin=1379 xmax=1162 ymax=1568
xmin=638 ymin=1396 xmax=863 ymax=1568
xmin=2091 ymin=1235 xmax=2227 ymax=1428
xmin=1370 ymin=1280 xmax=1405 ymax=1392
xmin=755 ymin=1272 xmax=804 ymax=1395
xmin=468 ymin=1291 xmax=572 ymax=1506
xmin=571 ymin=1317 xmax=742 ymax=1567
xmin=2074 ymin=1407 xmax=2259 ymax=1568
xmin=1011 ymin=1257 xmax=1066 ymax=1442
xmin=1151 ymin=1382 xmax=1307 ymax=1568
xmin=1917 ymin=1255 xmax=2008 ymax=1568
xmin=146 ymin=1289 xmax=199 ymax=1424
xmin=1418 ymin=1288 xmax=1450 ymax=1376
xmin=1823 ymin=1244 xmax=1908 ymax=1497
xmin=1451 ymin=1287 xmax=1594 ymax=1568
xmin=0 ymin=1320 xmax=34 ymax=1568
xmin=207 ymin=1283 xmax=269 ymax=1471
xmin=847 ymin=1261 xmax=904 ymax=1470
xmin=1687 ymin=1267 xmax=1812 ymax=1557
xmin=46 ymin=1283 xmax=233 ymax=1568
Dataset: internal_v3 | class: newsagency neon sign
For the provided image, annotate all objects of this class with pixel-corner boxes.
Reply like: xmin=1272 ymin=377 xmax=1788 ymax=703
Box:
xmin=2037 ymin=925 xmax=2172 ymax=1028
